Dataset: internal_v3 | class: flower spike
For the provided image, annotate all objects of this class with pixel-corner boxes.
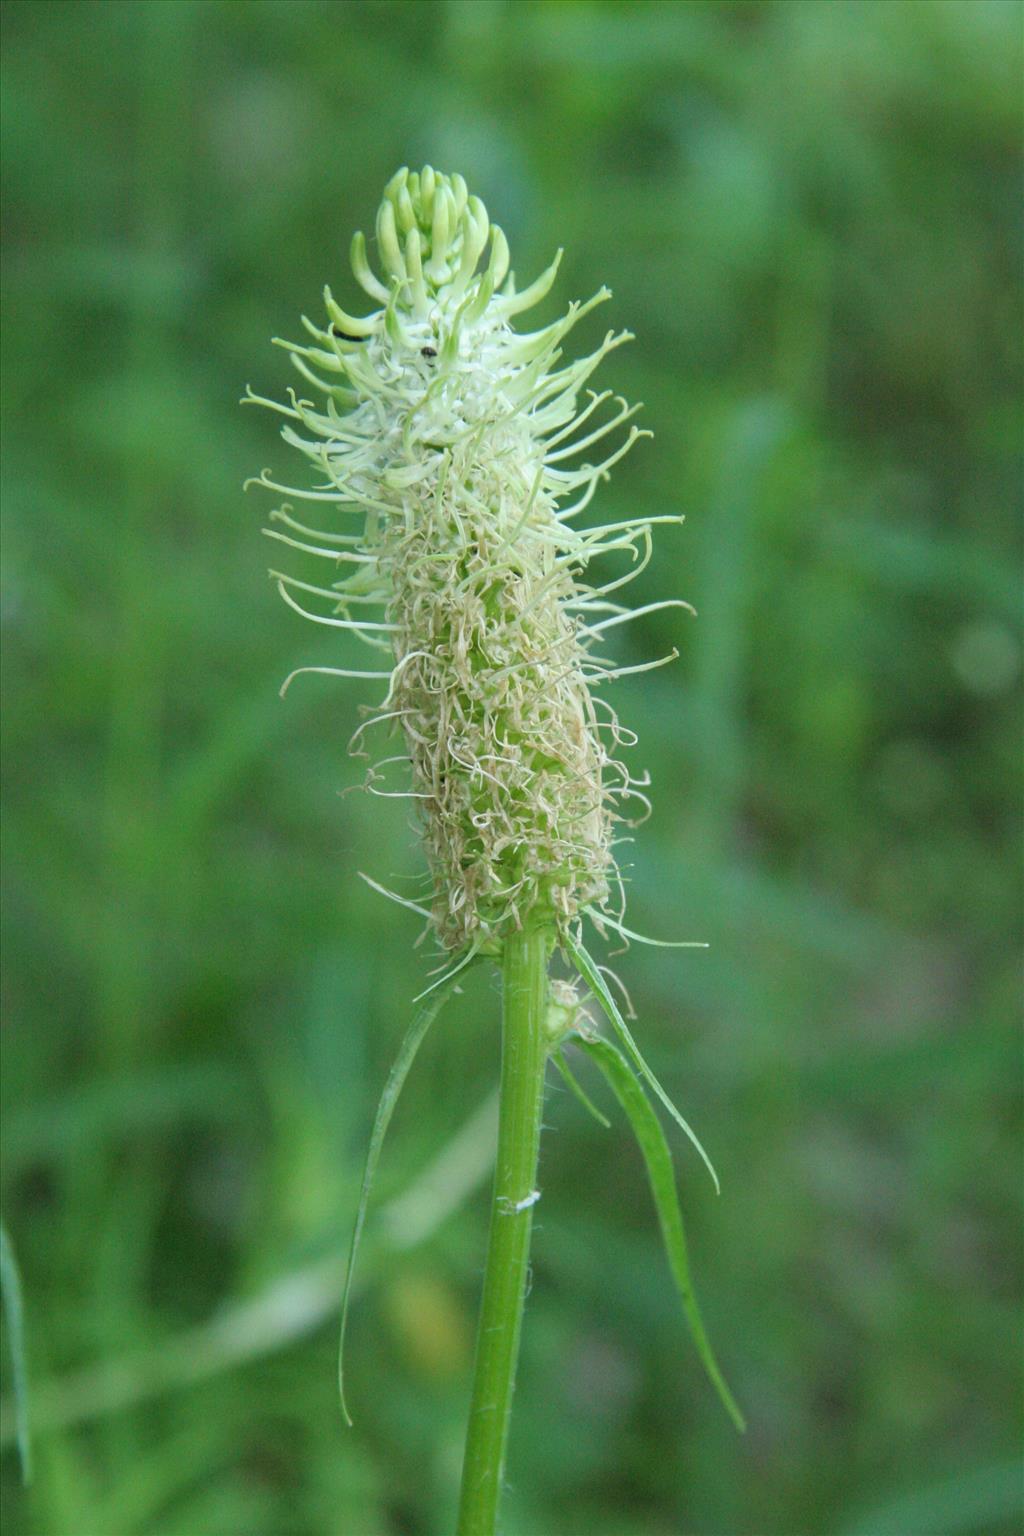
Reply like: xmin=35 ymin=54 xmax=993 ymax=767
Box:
xmin=251 ymin=169 xmax=687 ymax=957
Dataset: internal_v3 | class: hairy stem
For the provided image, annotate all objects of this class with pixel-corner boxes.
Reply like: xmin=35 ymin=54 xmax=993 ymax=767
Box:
xmin=456 ymin=919 xmax=551 ymax=1536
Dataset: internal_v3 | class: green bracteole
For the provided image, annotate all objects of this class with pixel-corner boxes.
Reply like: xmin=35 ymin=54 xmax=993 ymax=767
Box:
xmin=570 ymin=1033 xmax=745 ymax=1432
xmin=337 ymin=966 xmax=474 ymax=1426
xmin=545 ymin=973 xmax=743 ymax=1429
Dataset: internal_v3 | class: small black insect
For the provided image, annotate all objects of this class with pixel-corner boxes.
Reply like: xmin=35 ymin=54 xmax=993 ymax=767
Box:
xmin=421 ymin=346 xmax=437 ymax=358
xmin=331 ymin=326 xmax=363 ymax=342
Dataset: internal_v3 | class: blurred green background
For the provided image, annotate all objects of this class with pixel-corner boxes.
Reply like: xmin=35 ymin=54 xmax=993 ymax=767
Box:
xmin=2 ymin=1 xmax=1021 ymax=1533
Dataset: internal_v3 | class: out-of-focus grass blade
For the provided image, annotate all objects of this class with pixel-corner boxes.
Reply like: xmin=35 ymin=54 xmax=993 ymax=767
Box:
xmin=840 ymin=1458 xmax=1024 ymax=1536
xmin=0 ymin=1082 xmax=499 ymax=1447
xmin=0 ymin=1222 xmax=32 ymax=1482
xmin=574 ymin=1036 xmax=745 ymax=1432
xmin=338 ymin=964 xmax=473 ymax=1425
xmin=3 ymin=1063 xmax=247 ymax=1177
xmin=566 ymin=935 xmax=720 ymax=1193
xmin=829 ymin=517 xmax=1021 ymax=621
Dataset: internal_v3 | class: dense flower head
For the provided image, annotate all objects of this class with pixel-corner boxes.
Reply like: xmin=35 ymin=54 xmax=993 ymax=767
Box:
xmin=248 ymin=168 xmax=687 ymax=952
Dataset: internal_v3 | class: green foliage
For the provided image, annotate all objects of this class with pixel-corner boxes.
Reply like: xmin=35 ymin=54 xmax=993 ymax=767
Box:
xmin=573 ymin=1033 xmax=744 ymax=1432
xmin=339 ymin=968 xmax=471 ymax=1426
xmin=0 ymin=1226 xmax=31 ymax=1485
xmin=567 ymin=935 xmax=721 ymax=1190
xmin=1 ymin=2 xmax=1021 ymax=1534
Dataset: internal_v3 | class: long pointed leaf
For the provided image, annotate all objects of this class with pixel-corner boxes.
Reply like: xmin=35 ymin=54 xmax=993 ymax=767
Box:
xmin=552 ymin=1048 xmax=611 ymax=1129
xmin=338 ymin=967 xmax=469 ymax=1423
xmin=575 ymin=1036 xmax=745 ymax=1431
xmin=0 ymin=1222 xmax=32 ymax=1482
xmin=565 ymin=936 xmax=720 ymax=1193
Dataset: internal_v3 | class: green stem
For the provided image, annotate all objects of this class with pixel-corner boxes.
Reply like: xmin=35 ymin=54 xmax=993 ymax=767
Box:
xmin=456 ymin=919 xmax=551 ymax=1536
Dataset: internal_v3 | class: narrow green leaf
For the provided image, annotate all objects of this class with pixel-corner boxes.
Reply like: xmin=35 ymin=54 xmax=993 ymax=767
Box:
xmin=575 ymin=1036 xmax=745 ymax=1432
xmin=552 ymin=1047 xmax=611 ymax=1129
xmin=565 ymin=936 xmax=720 ymax=1193
xmin=0 ymin=1222 xmax=32 ymax=1482
xmin=585 ymin=906 xmax=709 ymax=949
xmin=412 ymin=938 xmax=483 ymax=1001
xmin=338 ymin=966 xmax=470 ymax=1423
